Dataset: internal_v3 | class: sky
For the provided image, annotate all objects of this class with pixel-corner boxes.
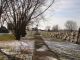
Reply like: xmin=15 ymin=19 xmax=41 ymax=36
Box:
xmin=38 ymin=0 xmax=80 ymax=30
xmin=0 ymin=0 xmax=80 ymax=30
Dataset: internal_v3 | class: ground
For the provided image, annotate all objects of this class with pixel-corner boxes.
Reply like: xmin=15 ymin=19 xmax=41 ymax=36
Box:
xmin=0 ymin=32 xmax=80 ymax=60
xmin=0 ymin=34 xmax=15 ymax=41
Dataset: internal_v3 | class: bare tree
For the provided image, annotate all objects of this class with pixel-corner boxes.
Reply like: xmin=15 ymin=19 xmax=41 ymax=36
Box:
xmin=0 ymin=1 xmax=62 ymax=60
xmin=65 ymin=20 xmax=77 ymax=32
xmin=45 ymin=26 xmax=51 ymax=31
xmin=7 ymin=22 xmax=13 ymax=31
xmin=52 ymin=25 xmax=59 ymax=32
xmin=0 ymin=0 xmax=4 ymax=26
xmin=1 ymin=0 xmax=54 ymax=40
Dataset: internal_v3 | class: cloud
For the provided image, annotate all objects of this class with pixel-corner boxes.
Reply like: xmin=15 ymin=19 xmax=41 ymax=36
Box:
xmin=39 ymin=0 xmax=80 ymax=29
xmin=44 ymin=0 xmax=74 ymax=16
xmin=53 ymin=0 xmax=73 ymax=11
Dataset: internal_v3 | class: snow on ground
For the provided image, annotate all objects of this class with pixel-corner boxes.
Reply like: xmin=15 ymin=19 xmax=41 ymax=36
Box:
xmin=0 ymin=40 xmax=34 ymax=48
xmin=45 ymin=41 xmax=80 ymax=60
xmin=0 ymin=40 xmax=80 ymax=60
xmin=0 ymin=40 xmax=34 ymax=54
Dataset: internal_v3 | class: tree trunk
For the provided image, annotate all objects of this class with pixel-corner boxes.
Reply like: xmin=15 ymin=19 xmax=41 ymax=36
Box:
xmin=14 ymin=29 xmax=21 ymax=40
xmin=21 ymin=29 xmax=26 ymax=37
xmin=15 ymin=34 xmax=21 ymax=40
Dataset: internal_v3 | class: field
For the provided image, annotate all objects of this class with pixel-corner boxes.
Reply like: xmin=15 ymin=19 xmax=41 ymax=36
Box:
xmin=0 ymin=34 xmax=15 ymax=41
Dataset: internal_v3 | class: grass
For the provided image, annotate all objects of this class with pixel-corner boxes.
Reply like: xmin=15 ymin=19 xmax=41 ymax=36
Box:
xmin=0 ymin=34 xmax=15 ymax=41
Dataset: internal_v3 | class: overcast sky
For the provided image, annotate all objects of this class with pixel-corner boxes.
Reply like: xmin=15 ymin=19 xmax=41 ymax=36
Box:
xmin=39 ymin=0 xmax=80 ymax=29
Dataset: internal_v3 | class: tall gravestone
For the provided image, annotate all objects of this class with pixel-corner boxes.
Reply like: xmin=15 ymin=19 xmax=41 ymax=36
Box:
xmin=76 ymin=28 xmax=80 ymax=44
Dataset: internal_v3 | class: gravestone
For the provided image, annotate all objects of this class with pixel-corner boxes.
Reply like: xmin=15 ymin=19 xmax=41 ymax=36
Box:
xmin=76 ymin=28 xmax=80 ymax=44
